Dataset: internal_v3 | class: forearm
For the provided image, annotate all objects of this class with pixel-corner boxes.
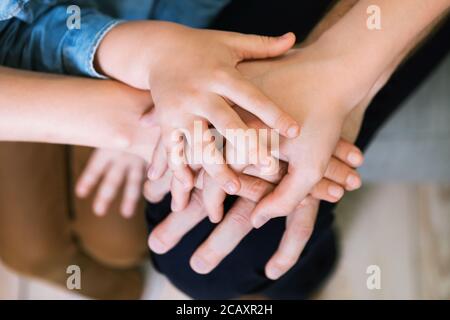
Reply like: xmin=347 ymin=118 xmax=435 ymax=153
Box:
xmin=303 ymin=0 xmax=359 ymax=46
xmin=299 ymin=0 xmax=448 ymax=138
xmin=0 ymin=67 xmax=156 ymax=159
xmin=313 ymin=0 xmax=449 ymax=98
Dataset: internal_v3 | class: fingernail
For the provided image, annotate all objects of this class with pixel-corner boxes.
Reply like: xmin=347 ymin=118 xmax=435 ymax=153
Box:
xmin=253 ymin=215 xmax=269 ymax=229
xmin=209 ymin=207 xmax=223 ymax=224
xmin=122 ymin=204 xmax=133 ymax=218
xmin=190 ymin=256 xmax=210 ymax=274
xmin=346 ymin=174 xmax=361 ymax=190
xmin=287 ymin=124 xmax=300 ymax=138
xmin=171 ymin=200 xmax=181 ymax=212
xmin=280 ymin=32 xmax=292 ymax=39
xmin=266 ymin=266 xmax=283 ymax=280
xmin=328 ymin=185 xmax=344 ymax=199
xmin=94 ymin=203 xmax=106 ymax=215
xmin=225 ymin=181 xmax=239 ymax=194
xmin=347 ymin=152 xmax=362 ymax=166
xmin=150 ymin=171 xmax=159 ymax=180
xmin=76 ymin=186 xmax=87 ymax=197
xmin=147 ymin=167 xmax=156 ymax=180
xmin=149 ymin=237 xmax=167 ymax=254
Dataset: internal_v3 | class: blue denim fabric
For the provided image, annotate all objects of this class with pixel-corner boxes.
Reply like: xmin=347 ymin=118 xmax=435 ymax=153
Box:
xmin=0 ymin=0 xmax=230 ymax=77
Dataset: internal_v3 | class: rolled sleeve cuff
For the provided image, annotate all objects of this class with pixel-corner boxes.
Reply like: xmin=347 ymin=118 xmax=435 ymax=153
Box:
xmin=62 ymin=10 xmax=123 ymax=78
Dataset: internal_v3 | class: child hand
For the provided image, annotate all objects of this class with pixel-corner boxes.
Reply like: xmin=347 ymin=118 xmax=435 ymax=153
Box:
xmin=76 ymin=149 xmax=146 ymax=218
xmin=95 ymin=21 xmax=300 ymax=200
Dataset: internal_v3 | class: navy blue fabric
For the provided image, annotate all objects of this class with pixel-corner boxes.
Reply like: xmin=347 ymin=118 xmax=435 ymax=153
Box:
xmin=145 ymin=0 xmax=450 ymax=299
xmin=147 ymin=195 xmax=337 ymax=299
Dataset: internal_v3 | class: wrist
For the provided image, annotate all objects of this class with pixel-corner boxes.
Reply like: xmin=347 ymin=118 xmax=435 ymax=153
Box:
xmin=70 ymin=79 xmax=158 ymax=160
xmin=98 ymin=90 xmax=159 ymax=160
xmin=287 ymin=45 xmax=372 ymax=114
xmin=94 ymin=21 xmax=159 ymax=90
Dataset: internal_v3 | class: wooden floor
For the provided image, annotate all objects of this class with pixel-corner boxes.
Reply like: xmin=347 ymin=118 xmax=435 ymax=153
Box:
xmin=0 ymin=183 xmax=448 ymax=300
xmin=318 ymin=183 xmax=450 ymax=299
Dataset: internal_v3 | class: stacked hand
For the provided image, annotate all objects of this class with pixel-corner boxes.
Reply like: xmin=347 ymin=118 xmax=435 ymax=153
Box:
xmin=145 ymin=43 xmax=382 ymax=279
xmin=148 ymin=136 xmax=364 ymax=279
xmin=94 ymin=21 xmax=384 ymax=280
xmin=96 ymin=21 xmax=301 ymax=211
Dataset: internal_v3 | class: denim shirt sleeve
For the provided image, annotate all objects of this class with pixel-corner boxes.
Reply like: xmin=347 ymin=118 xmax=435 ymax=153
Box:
xmin=0 ymin=0 xmax=120 ymax=78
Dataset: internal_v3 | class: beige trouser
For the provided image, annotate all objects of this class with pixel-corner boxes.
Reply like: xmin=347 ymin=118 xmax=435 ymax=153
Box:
xmin=0 ymin=142 xmax=148 ymax=299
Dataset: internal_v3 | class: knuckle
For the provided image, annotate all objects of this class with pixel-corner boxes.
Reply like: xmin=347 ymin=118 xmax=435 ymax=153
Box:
xmin=292 ymin=224 xmax=314 ymax=241
xmin=209 ymin=168 xmax=229 ymax=185
xmin=229 ymin=210 xmax=251 ymax=227
xmin=275 ymin=114 xmax=291 ymax=131
xmin=173 ymin=90 xmax=202 ymax=111
xmin=258 ymin=35 xmax=272 ymax=47
xmin=247 ymin=179 xmax=267 ymax=199
xmin=326 ymin=161 xmax=342 ymax=180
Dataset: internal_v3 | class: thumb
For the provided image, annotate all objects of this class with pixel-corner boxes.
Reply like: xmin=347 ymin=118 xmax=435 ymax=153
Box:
xmin=231 ymin=32 xmax=296 ymax=60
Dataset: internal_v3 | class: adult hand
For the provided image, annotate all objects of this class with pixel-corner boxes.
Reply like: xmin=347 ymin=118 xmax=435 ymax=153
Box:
xmin=242 ymin=47 xmax=378 ymax=229
xmin=148 ymin=47 xmax=371 ymax=279
xmin=198 ymin=106 xmax=364 ymax=223
xmin=148 ymin=137 xmax=364 ymax=279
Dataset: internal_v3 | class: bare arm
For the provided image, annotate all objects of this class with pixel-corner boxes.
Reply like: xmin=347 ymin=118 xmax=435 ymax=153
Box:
xmin=303 ymin=0 xmax=448 ymax=140
xmin=0 ymin=66 xmax=159 ymax=160
xmin=313 ymin=0 xmax=450 ymax=103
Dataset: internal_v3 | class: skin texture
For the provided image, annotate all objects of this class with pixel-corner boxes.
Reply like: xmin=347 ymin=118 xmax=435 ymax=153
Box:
xmin=148 ymin=0 xmax=450 ymax=281
xmin=0 ymin=65 xmax=360 ymax=224
xmin=249 ymin=0 xmax=450 ymax=228
xmin=0 ymin=66 xmax=160 ymax=160
xmin=2 ymin=0 xmax=448 ymax=287
xmin=148 ymin=51 xmax=369 ymax=280
xmin=0 ymin=67 xmax=163 ymax=230
xmin=95 ymin=21 xmax=302 ymax=203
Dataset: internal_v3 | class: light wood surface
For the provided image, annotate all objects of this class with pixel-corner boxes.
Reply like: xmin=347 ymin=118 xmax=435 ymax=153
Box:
xmin=1 ymin=183 xmax=448 ymax=300
xmin=318 ymin=184 xmax=449 ymax=300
